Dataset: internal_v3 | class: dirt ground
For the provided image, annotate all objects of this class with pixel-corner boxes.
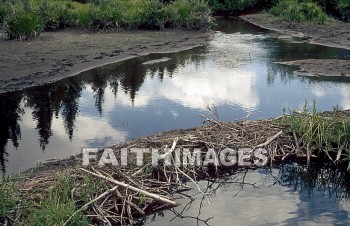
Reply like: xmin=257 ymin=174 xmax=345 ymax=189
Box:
xmin=241 ymin=13 xmax=350 ymax=78
xmin=0 ymin=29 xmax=211 ymax=93
xmin=241 ymin=13 xmax=350 ymax=50
xmin=277 ymin=59 xmax=350 ymax=77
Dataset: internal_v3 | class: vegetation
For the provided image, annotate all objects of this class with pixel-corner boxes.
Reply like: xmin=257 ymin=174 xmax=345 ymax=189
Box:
xmin=5 ymin=12 xmax=43 ymax=40
xmin=210 ymin=0 xmax=263 ymax=15
xmin=0 ymin=177 xmax=19 ymax=222
xmin=25 ymin=172 xmax=91 ymax=225
xmin=0 ymin=0 xmax=349 ymax=40
xmin=0 ymin=170 xmax=109 ymax=225
xmin=0 ymin=0 xmax=211 ymax=39
xmin=281 ymin=102 xmax=350 ymax=165
xmin=270 ymin=0 xmax=328 ymax=23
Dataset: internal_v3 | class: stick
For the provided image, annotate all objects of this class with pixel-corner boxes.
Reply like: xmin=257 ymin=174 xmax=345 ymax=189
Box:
xmin=335 ymin=143 xmax=346 ymax=162
xmin=115 ymin=190 xmax=145 ymax=215
xmin=293 ymin=132 xmax=300 ymax=153
xmin=158 ymin=137 xmax=179 ymax=159
xmin=256 ymin=131 xmax=283 ymax=148
xmin=63 ymin=185 xmax=119 ymax=226
xmin=80 ymin=168 xmax=178 ymax=206
xmin=132 ymin=163 xmax=151 ymax=177
xmin=132 ymin=137 xmax=178 ymax=176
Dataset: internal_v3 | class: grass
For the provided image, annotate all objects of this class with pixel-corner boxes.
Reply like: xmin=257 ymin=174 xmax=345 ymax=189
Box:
xmin=270 ymin=0 xmax=328 ymax=24
xmin=0 ymin=0 xmax=211 ymax=40
xmin=5 ymin=12 xmax=43 ymax=40
xmin=0 ymin=176 xmax=20 ymax=223
xmin=281 ymin=102 xmax=350 ymax=164
xmin=0 ymin=170 xmax=109 ymax=225
xmin=25 ymin=172 xmax=90 ymax=226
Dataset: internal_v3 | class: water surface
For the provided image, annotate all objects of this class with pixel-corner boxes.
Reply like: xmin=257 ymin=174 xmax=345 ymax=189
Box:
xmin=139 ymin=164 xmax=350 ymax=225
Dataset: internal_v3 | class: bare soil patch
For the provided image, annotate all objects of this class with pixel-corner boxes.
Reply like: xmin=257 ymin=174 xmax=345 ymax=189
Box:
xmin=0 ymin=29 xmax=211 ymax=93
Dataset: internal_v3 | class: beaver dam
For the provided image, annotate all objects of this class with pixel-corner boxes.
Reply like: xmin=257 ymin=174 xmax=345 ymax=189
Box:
xmin=1 ymin=109 xmax=350 ymax=225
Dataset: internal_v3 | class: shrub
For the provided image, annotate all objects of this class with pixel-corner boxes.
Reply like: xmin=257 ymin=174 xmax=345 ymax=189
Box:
xmin=207 ymin=0 xmax=260 ymax=14
xmin=5 ymin=12 xmax=43 ymax=40
xmin=164 ymin=0 xmax=211 ymax=29
xmin=70 ymin=2 xmax=93 ymax=28
xmin=92 ymin=0 xmax=123 ymax=29
xmin=38 ymin=0 xmax=73 ymax=30
xmin=271 ymin=0 xmax=328 ymax=24
xmin=0 ymin=2 xmax=12 ymax=24
xmin=336 ymin=0 xmax=350 ymax=21
xmin=121 ymin=0 xmax=165 ymax=29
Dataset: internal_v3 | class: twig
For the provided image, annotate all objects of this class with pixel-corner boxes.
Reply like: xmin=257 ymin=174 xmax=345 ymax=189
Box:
xmin=256 ymin=131 xmax=283 ymax=148
xmin=80 ymin=168 xmax=178 ymax=206
xmin=63 ymin=185 xmax=119 ymax=226
xmin=132 ymin=163 xmax=151 ymax=177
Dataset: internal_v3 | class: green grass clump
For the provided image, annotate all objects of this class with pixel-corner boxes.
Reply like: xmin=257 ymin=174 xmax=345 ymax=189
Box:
xmin=164 ymin=0 xmax=211 ymax=29
xmin=38 ymin=0 xmax=73 ymax=30
xmin=271 ymin=0 xmax=328 ymax=24
xmin=0 ymin=175 xmax=26 ymax=224
xmin=0 ymin=178 xmax=17 ymax=222
xmin=25 ymin=171 xmax=91 ymax=226
xmin=0 ymin=169 xmax=110 ymax=225
xmin=281 ymin=102 xmax=350 ymax=162
xmin=91 ymin=0 xmax=124 ymax=29
xmin=121 ymin=0 xmax=165 ymax=29
xmin=5 ymin=12 xmax=43 ymax=40
xmin=69 ymin=2 xmax=94 ymax=28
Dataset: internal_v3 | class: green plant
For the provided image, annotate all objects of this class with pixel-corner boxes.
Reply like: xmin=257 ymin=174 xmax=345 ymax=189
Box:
xmin=121 ymin=0 xmax=164 ymax=29
xmin=39 ymin=0 xmax=72 ymax=30
xmin=70 ymin=2 xmax=93 ymax=28
xmin=0 ymin=4 xmax=8 ymax=24
xmin=281 ymin=102 xmax=350 ymax=163
xmin=271 ymin=0 xmax=328 ymax=24
xmin=207 ymin=0 xmax=260 ymax=14
xmin=92 ymin=0 xmax=123 ymax=29
xmin=26 ymin=172 xmax=90 ymax=226
xmin=0 ymin=178 xmax=17 ymax=219
xmin=5 ymin=12 xmax=43 ymax=39
xmin=0 ymin=175 xmax=25 ymax=224
xmin=164 ymin=0 xmax=211 ymax=29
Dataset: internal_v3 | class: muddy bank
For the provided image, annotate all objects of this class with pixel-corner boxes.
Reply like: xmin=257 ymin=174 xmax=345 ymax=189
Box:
xmin=0 ymin=29 xmax=211 ymax=93
xmin=277 ymin=59 xmax=350 ymax=77
xmin=241 ymin=13 xmax=350 ymax=78
xmin=241 ymin=13 xmax=350 ymax=50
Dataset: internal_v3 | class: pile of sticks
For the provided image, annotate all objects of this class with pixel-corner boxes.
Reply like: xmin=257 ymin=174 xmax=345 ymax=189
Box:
xmin=16 ymin=115 xmax=347 ymax=225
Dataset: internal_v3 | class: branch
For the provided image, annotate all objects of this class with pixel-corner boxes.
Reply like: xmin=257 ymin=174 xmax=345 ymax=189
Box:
xmin=80 ymin=168 xmax=178 ymax=206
